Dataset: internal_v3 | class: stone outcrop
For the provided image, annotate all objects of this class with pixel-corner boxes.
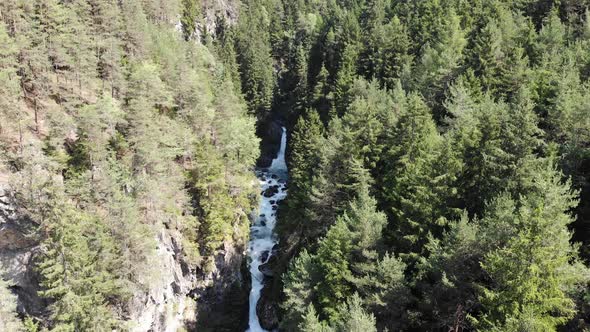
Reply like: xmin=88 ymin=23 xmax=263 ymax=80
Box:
xmin=194 ymin=241 xmax=250 ymax=331
xmin=0 ymin=184 xmax=46 ymax=317
xmin=256 ymin=285 xmax=279 ymax=330
xmin=257 ymin=120 xmax=285 ymax=168
xmin=0 ymin=179 xmax=250 ymax=331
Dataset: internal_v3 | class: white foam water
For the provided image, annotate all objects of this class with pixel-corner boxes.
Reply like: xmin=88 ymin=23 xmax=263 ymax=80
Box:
xmin=247 ymin=127 xmax=288 ymax=332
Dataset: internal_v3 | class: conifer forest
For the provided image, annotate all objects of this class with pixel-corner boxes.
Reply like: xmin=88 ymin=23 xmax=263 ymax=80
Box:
xmin=3 ymin=0 xmax=590 ymax=331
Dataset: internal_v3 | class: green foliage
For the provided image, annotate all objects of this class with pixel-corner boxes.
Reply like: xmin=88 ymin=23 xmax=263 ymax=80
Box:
xmin=474 ymin=163 xmax=588 ymax=331
xmin=333 ymin=294 xmax=377 ymax=332
xmin=282 ymin=249 xmax=320 ymax=330
xmin=269 ymin=1 xmax=590 ymax=330
xmin=380 ymin=93 xmax=454 ymax=259
xmin=5 ymin=0 xmax=590 ymax=330
xmin=0 ymin=22 xmax=21 ymax=138
xmin=298 ymin=305 xmax=334 ymax=332
xmin=360 ymin=15 xmax=412 ymax=89
xmin=180 ymin=0 xmax=201 ymax=41
xmin=0 ymin=1 xmax=259 ymax=328
xmin=413 ymin=8 xmax=467 ymax=115
xmin=316 ymin=219 xmax=354 ymax=320
xmin=235 ymin=0 xmax=277 ymax=119
xmin=38 ymin=195 xmax=125 ymax=331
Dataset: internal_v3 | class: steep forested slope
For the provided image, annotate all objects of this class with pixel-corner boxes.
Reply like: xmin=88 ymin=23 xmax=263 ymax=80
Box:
xmin=0 ymin=0 xmax=258 ymax=330
xmin=3 ymin=0 xmax=590 ymax=331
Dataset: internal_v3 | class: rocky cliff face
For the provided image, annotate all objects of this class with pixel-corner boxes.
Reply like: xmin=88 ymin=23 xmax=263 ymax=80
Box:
xmin=0 ymin=177 xmax=250 ymax=331
xmin=126 ymin=234 xmax=249 ymax=332
xmin=257 ymin=119 xmax=286 ymax=168
xmin=0 ymin=183 xmax=47 ymax=318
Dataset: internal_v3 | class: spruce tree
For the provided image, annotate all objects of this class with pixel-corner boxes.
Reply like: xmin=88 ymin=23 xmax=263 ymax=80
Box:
xmin=334 ymin=294 xmax=378 ymax=332
xmin=379 ymin=93 xmax=452 ymax=259
xmin=298 ymin=305 xmax=334 ymax=332
xmin=282 ymin=250 xmax=320 ymax=330
xmin=413 ymin=8 xmax=466 ymax=116
xmin=476 ymin=163 xmax=588 ymax=330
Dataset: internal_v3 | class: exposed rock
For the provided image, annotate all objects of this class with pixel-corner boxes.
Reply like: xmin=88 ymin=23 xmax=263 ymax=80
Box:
xmin=257 ymin=120 xmax=284 ymax=168
xmin=194 ymin=240 xmax=250 ymax=331
xmin=127 ymin=229 xmax=199 ymax=332
xmin=0 ymin=181 xmax=248 ymax=332
xmin=258 ymin=254 xmax=277 ymax=278
xmin=256 ymin=287 xmax=279 ymax=330
xmin=260 ymin=250 xmax=270 ymax=263
xmin=0 ymin=184 xmax=47 ymax=317
xmin=263 ymin=186 xmax=279 ymax=198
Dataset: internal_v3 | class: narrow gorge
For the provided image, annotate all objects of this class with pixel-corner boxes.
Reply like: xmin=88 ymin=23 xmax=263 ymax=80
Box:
xmin=248 ymin=128 xmax=288 ymax=331
xmin=4 ymin=0 xmax=590 ymax=331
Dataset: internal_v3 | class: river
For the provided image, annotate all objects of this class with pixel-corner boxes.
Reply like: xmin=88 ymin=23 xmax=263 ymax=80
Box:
xmin=247 ymin=127 xmax=288 ymax=332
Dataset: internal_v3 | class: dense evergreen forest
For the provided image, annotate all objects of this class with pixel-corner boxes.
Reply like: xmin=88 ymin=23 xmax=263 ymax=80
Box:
xmin=239 ymin=0 xmax=590 ymax=331
xmin=0 ymin=0 xmax=258 ymax=330
xmin=2 ymin=0 xmax=590 ymax=331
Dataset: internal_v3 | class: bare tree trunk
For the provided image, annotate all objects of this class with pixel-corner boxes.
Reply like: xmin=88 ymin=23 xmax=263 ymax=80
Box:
xmin=34 ymin=97 xmax=39 ymax=134
xmin=451 ymin=304 xmax=464 ymax=332
xmin=18 ymin=120 xmax=23 ymax=154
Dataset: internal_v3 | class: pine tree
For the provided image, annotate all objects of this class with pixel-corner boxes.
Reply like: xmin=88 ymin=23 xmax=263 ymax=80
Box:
xmin=311 ymin=64 xmax=333 ymax=123
xmin=360 ymin=15 xmax=412 ymax=89
xmin=451 ymin=90 xmax=542 ymax=216
xmin=334 ymin=42 xmax=360 ymax=115
xmin=0 ymin=22 xmax=21 ymax=138
xmin=235 ymin=0 xmax=276 ymax=120
xmin=38 ymin=196 xmax=124 ymax=331
xmin=360 ymin=253 xmax=410 ymax=331
xmin=180 ymin=0 xmax=201 ymax=41
xmin=288 ymin=109 xmax=324 ymax=199
xmin=417 ymin=212 xmax=483 ymax=331
xmin=339 ymin=78 xmax=396 ymax=169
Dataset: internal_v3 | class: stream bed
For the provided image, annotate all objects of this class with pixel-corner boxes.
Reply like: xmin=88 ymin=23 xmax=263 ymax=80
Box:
xmin=247 ymin=127 xmax=288 ymax=332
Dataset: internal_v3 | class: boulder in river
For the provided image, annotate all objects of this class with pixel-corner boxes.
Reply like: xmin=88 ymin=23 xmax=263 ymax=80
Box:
xmin=263 ymin=186 xmax=279 ymax=198
xmin=258 ymin=254 xmax=277 ymax=278
xmin=260 ymin=250 xmax=270 ymax=263
xmin=256 ymin=289 xmax=279 ymax=330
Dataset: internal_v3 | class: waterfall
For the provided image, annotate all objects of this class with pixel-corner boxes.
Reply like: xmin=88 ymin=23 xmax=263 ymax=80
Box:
xmin=247 ymin=127 xmax=288 ymax=332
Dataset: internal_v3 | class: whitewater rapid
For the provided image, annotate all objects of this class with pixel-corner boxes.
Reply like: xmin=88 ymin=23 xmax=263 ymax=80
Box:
xmin=247 ymin=127 xmax=288 ymax=332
